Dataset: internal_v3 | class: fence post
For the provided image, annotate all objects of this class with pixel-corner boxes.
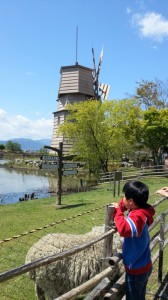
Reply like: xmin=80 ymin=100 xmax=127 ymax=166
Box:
xmin=113 ymin=172 xmax=122 ymax=197
xmin=103 ymin=205 xmax=116 ymax=269
xmin=158 ymin=213 xmax=165 ymax=284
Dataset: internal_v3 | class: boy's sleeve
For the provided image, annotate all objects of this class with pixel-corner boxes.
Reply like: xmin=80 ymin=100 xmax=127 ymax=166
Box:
xmin=115 ymin=209 xmax=146 ymax=238
xmin=114 ymin=207 xmax=132 ymax=237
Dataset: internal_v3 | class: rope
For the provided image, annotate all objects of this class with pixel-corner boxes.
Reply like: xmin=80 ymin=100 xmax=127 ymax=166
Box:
xmin=0 ymin=192 xmax=166 ymax=245
xmin=0 ymin=204 xmax=107 ymax=244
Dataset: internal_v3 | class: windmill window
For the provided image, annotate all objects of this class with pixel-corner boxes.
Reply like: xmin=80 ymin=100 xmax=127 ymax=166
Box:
xmin=58 ymin=116 xmax=60 ymax=125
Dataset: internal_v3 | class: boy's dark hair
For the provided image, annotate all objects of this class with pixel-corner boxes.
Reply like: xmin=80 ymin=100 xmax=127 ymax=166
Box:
xmin=123 ymin=180 xmax=149 ymax=208
xmin=165 ymin=155 xmax=168 ymax=160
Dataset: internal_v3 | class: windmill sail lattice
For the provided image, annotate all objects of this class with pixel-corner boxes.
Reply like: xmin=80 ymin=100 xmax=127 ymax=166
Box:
xmin=99 ymin=83 xmax=110 ymax=100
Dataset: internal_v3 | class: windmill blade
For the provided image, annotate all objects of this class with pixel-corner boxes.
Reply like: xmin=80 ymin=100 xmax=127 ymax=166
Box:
xmin=96 ymin=46 xmax=103 ymax=78
xmin=100 ymin=46 xmax=103 ymax=61
xmin=92 ymin=48 xmax=96 ymax=70
xmin=99 ymin=83 xmax=110 ymax=100
xmin=92 ymin=48 xmax=96 ymax=81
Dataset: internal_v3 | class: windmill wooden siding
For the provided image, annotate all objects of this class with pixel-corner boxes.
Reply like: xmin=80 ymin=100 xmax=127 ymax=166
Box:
xmin=50 ymin=64 xmax=95 ymax=155
xmin=58 ymin=65 xmax=95 ymax=97
xmin=50 ymin=110 xmax=73 ymax=155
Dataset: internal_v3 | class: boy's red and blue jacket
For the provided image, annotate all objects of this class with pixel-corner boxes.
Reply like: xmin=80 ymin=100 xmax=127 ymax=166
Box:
xmin=114 ymin=198 xmax=155 ymax=275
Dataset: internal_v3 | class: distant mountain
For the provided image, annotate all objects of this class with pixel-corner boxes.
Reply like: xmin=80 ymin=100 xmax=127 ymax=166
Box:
xmin=0 ymin=138 xmax=51 ymax=151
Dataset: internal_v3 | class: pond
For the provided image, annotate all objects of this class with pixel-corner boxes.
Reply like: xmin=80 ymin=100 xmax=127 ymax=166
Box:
xmin=0 ymin=160 xmax=57 ymax=205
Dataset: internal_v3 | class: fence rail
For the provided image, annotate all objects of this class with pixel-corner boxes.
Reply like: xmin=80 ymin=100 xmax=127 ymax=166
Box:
xmin=99 ymin=165 xmax=168 ymax=183
xmin=0 ymin=228 xmax=116 ymax=283
xmin=0 ymin=195 xmax=167 ymax=300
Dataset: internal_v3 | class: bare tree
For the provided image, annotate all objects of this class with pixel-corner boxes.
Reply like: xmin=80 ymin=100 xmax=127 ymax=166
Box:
xmin=135 ymin=79 xmax=168 ymax=109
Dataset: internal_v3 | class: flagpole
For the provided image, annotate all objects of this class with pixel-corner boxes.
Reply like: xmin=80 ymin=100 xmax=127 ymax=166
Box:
xmin=76 ymin=26 xmax=78 ymax=65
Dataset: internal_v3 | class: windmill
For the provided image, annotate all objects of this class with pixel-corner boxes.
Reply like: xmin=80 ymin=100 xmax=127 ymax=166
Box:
xmin=92 ymin=47 xmax=110 ymax=100
xmin=50 ymin=43 xmax=110 ymax=155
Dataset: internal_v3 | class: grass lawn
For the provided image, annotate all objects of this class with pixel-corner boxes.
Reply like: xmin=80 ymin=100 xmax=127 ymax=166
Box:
xmin=0 ymin=176 xmax=168 ymax=300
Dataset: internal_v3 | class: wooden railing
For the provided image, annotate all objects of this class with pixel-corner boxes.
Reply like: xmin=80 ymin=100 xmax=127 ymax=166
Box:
xmin=0 ymin=197 xmax=167 ymax=300
xmin=99 ymin=165 xmax=168 ymax=184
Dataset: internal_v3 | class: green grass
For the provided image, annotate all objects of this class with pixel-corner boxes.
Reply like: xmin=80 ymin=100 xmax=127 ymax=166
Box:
xmin=0 ymin=177 xmax=168 ymax=299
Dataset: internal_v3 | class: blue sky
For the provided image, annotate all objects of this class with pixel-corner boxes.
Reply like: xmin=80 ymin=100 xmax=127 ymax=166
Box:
xmin=0 ymin=0 xmax=168 ymax=140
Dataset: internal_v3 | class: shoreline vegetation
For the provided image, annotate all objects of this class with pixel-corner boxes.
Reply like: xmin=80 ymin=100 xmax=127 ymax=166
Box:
xmin=0 ymin=158 xmax=101 ymax=200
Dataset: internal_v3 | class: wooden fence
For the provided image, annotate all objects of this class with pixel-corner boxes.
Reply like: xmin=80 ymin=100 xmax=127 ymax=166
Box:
xmin=0 ymin=196 xmax=167 ymax=300
xmin=99 ymin=165 xmax=168 ymax=184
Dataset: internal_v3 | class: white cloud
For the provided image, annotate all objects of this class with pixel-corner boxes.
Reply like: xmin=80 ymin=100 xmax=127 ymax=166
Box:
xmin=135 ymin=0 xmax=145 ymax=11
xmin=131 ymin=12 xmax=168 ymax=41
xmin=153 ymin=45 xmax=158 ymax=50
xmin=0 ymin=109 xmax=53 ymax=140
xmin=126 ymin=6 xmax=131 ymax=14
xmin=25 ymin=71 xmax=33 ymax=76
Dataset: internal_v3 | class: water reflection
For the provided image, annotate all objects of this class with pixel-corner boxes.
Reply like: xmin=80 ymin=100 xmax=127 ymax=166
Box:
xmin=0 ymin=159 xmax=10 ymax=165
xmin=0 ymin=164 xmax=57 ymax=205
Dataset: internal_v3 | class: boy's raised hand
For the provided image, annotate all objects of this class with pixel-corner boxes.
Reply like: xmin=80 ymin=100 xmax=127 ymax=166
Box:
xmin=156 ymin=187 xmax=168 ymax=197
xmin=111 ymin=202 xmax=119 ymax=208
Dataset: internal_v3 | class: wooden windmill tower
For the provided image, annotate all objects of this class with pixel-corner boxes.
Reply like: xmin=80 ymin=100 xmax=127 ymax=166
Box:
xmin=50 ymin=46 xmax=110 ymax=155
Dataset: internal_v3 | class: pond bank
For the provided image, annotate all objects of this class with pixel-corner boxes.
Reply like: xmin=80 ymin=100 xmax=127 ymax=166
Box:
xmin=0 ymin=160 xmax=98 ymax=205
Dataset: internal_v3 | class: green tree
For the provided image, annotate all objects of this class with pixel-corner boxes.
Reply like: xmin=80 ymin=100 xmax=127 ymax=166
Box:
xmin=59 ymin=99 xmax=142 ymax=174
xmin=0 ymin=144 xmax=5 ymax=150
xmin=135 ymin=79 xmax=168 ymax=109
xmin=6 ymin=141 xmax=22 ymax=152
xmin=59 ymin=100 xmax=110 ymax=174
xmin=142 ymin=107 xmax=168 ymax=164
xmin=103 ymin=98 xmax=142 ymax=158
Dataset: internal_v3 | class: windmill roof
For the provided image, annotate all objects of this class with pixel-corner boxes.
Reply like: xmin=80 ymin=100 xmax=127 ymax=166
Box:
xmin=60 ymin=64 xmax=93 ymax=72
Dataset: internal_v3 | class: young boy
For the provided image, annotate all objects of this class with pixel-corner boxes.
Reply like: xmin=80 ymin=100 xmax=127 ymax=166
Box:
xmin=112 ymin=180 xmax=155 ymax=300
